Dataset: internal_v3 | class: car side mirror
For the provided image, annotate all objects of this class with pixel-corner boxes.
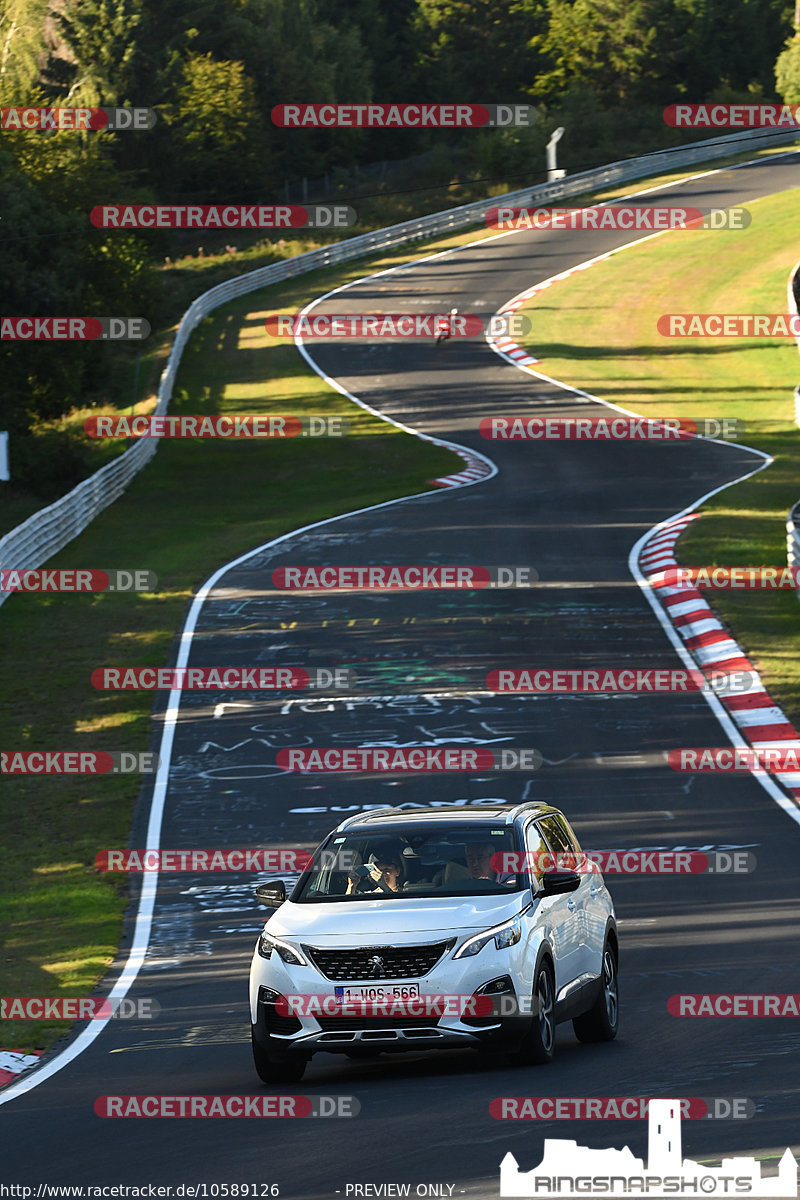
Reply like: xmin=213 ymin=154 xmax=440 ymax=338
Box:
xmin=541 ymin=870 xmax=580 ymax=896
xmin=255 ymin=881 xmax=286 ymax=908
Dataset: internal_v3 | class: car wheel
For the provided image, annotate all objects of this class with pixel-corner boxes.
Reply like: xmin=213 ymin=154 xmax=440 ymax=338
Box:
xmin=515 ymin=958 xmax=556 ymax=1065
xmin=251 ymin=1029 xmax=306 ymax=1083
xmin=573 ymin=938 xmax=619 ymax=1043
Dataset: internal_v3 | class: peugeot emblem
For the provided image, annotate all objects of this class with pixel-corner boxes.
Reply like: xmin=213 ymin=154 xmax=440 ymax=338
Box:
xmin=367 ymin=955 xmax=385 ymax=977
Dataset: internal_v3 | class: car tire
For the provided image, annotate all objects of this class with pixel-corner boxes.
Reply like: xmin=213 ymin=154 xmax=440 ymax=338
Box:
xmin=251 ymin=1030 xmax=306 ymax=1083
xmin=573 ymin=938 xmax=619 ymax=1043
xmin=515 ymin=958 xmax=556 ymax=1065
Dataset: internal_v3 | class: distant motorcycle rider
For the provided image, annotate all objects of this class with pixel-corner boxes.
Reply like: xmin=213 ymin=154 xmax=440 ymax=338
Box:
xmin=436 ymin=307 xmax=459 ymax=347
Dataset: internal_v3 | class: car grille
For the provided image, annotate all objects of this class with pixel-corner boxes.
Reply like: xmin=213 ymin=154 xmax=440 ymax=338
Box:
xmin=303 ymin=940 xmax=454 ymax=981
xmin=314 ymin=1014 xmax=440 ymax=1032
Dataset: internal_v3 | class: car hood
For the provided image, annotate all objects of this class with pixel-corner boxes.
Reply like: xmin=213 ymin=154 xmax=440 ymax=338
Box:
xmin=266 ymin=891 xmax=531 ymax=943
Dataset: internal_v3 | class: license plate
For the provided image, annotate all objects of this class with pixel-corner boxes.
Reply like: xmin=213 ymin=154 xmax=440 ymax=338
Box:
xmin=334 ymin=983 xmax=420 ymax=1002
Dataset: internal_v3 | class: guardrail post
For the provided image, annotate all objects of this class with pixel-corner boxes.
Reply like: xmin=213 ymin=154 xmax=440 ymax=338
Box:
xmin=787 ymin=502 xmax=800 ymax=602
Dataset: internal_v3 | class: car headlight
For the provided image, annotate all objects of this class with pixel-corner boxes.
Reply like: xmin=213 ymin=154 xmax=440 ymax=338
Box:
xmin=257 ymin=930 xmax=309 ymax=966
xmin=453 ymin=913 xmax=524 ymax=960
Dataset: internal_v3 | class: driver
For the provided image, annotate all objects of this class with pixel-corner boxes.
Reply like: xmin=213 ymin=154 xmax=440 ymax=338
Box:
xmin=346 ymin=852 xmax=403 ymax=895
xmin=465 ymin=841 xmax=496 ymax=879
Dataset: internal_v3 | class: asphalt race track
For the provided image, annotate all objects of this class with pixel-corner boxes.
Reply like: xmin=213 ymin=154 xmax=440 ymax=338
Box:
xmin=3 ymin=152 xmax=800 ymax=1198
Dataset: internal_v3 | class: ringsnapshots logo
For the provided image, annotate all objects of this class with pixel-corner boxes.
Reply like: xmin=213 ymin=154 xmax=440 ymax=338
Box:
xmin=487 ymin=668 xmax=757 ymax=694
xmin=94 ymin=1095 xmax=358 ymax=1118
xmin=1 ymin=751 xmax=159 ymax=775
xmin=664 ymin=103 xmax=800 ymax=127
xmin=498 ymin=1098 xmax=798 ymax=1198
xmin=1 ymin=107 xmax=156 ymax=131
xmin=0 ymin=997 xmax=160 ymax=1020
xmin=90 ymin=666 xmax=354 ymax=690
xmin=90 ymin=204 xmax=355 ymax=229
xmin=272 ymin=565 xmax=538 ymax=589
xmin=1 ymin=317 xmax=150 ymax=340
xmin=0 ymin=568 xmax=157 ymax=593
xmin=478 ymin=416 xmax=744 ymax=440
xmin=264 ymin=313 xmax=531 ymax=340
xmin=84 ymin=415 xmax=346 ymax=438
xmin=486 ymin=205 xmax=750 ymax=232
xmin=271 ymin=103 xmax=535 ymax=128
xmin=275 ymin=747 xmax=542 ymax=771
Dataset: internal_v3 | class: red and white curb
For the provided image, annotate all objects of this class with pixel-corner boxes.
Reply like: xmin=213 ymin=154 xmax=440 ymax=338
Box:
xmin=0 ymin=1051 xmax=41 ymax=1087
xmin=641 ymin=516 xmax=800 ymax=808
xmin=429 ymin=446 xmax=494 ymax=487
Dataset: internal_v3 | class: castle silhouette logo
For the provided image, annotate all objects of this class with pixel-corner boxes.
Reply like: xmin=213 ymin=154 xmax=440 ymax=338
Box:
xmin=500 ymin=1099 xmax=797 ymax=1198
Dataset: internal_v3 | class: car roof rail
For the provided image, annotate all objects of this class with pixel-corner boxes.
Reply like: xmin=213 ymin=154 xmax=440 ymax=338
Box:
xmin=333 ymin=808 xmax=397 ymax=830
xmin=503 ymin=800 xmax=557 ymax=823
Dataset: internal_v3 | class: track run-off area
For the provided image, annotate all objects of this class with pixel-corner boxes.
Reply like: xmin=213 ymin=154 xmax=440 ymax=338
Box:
xmin=3 ymin=151 xmax=800 ymax=1198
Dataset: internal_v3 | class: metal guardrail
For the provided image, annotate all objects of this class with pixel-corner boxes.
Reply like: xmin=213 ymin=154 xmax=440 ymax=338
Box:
xmin=787 ymin=259 xmax=800 ymax=581
xmin=788 ymin=501 xmax=800 ymax=570
xmin=2 ymin=124 xmax=799 ymax=605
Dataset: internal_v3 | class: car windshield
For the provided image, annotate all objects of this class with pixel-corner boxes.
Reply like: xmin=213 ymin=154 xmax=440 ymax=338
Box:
xmin=291 ymin=823 xmax=525 ymax=902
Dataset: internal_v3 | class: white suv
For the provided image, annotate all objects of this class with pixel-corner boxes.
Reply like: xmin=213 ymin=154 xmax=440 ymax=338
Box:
xmin=248 ymin=802 xmax=618 ymax=1082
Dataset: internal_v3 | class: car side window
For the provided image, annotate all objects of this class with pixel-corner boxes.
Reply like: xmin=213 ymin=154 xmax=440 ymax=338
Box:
xmin=539 ymin=815 xmax=581 ymax=870
xmin=524 ymin=821 xmax=547 ymax=886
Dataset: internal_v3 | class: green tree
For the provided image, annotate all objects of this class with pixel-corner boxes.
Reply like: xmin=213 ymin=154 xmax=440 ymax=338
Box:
xmin=414 ymin=0 xmax=547 ymax=101
xmin=44 ymin=0 xmax=142 ymax=107
xmin=534 ymin=0 xmax=790 ymax=106
xmin=776 ymin=31 xmax=800 ymax=102
xmin=0 ymin=0 xmax=49 ymax=101
xmin=533 ymin=0 xmax=660 ymax=103
xmin=165 ymin=52 xmax=265 ymax=195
